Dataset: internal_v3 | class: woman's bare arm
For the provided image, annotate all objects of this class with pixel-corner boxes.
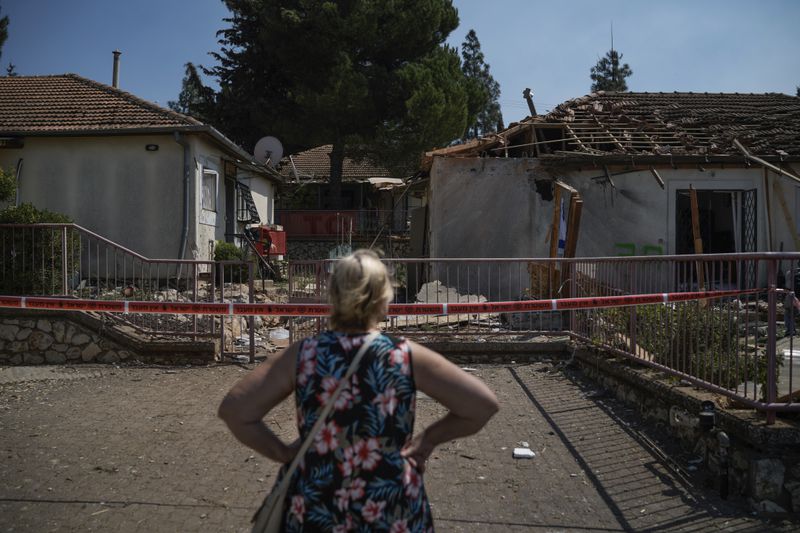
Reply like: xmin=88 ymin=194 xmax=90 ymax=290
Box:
xmin=401 ymin=340 xmax=499 ymax=471
xmin=218 ymin=342 xmax=299 ymax=463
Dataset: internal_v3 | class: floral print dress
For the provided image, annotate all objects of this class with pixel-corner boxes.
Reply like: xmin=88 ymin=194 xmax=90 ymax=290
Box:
xmin=280 ymin=331 xmax=433 ymax=532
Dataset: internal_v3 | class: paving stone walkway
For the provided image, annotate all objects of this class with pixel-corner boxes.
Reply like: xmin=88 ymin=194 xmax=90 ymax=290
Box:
xmin=1 ymin=362 xmax=795 ymax=532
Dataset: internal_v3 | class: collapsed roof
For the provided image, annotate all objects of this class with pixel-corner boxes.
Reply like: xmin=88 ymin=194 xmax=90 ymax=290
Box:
xmin=423 ymin=91 xmax=800 ymax=170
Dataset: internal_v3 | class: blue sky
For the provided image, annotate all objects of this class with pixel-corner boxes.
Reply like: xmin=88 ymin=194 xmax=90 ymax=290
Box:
xmin=3 ymin=0 xmax=799 ymax=126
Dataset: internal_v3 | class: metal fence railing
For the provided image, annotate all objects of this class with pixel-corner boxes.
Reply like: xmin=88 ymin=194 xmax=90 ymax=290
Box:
xmin=2 ymin=223 xmax=798 ymax=422
xmin=287 ymin=254 xmax=800 ymax=423
xmin=0 ymin=224 xmax=259 ymax=362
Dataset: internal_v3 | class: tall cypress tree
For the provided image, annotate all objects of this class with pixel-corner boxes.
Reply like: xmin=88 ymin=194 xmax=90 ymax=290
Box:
xmin=460 ymin=29 xmax=502 ymax=139
xmin=209 ymin=0 xmax=470 ymax=206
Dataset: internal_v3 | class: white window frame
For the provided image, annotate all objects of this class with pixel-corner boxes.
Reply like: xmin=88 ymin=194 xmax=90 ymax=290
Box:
xmin=201 ymin=169 xmax=219 ymax=212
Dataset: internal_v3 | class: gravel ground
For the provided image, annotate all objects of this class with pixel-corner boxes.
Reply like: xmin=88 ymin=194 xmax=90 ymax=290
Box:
xmin=1 ymin=361 xmax=796 ymax=532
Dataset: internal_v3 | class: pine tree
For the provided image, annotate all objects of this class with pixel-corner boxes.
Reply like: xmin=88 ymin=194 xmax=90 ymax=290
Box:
xmin=590 ymin=49 xmax=632 ymax=92
xmin=208 ymin=0 xmax=469 ymax=207
xmin=460 ymin=29 xmax=503 ymax=139
xmin=168 ymin=63 xmax=216 ymax=122
xmin=5 ymin=62 xmax=15 ymax=76
xmin=0 ymin=6 xmax=9 ymax=65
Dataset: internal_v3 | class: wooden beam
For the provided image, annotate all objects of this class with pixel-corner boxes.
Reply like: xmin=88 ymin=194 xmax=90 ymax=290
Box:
xmin=548 ymin=186 xmax=563 ymax=298
xmin=592 ymin=116 xmax=626 ymax=151
xmin=602 ymin=165 xmax=616 ymax=189
xmin=689 ymin=185 xmax=706 ymax=291
xmin=649 ymin=166 xmax=665 ymax=189
xmin=563 ymin=123 xmax=591 ymax=153
xmin=734 ymin=139 xmax=800 ymax=184
xmin=549 ymin=186 xmax=562 ymax=259
xmin=564 ymin=194 xmax=583 ymax=258
xmin=554 ymin=180 xmax=578 ymax=195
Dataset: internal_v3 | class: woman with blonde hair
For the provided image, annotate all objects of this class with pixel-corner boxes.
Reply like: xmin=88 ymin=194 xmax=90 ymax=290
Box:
xmin=219 ymin=249 xmax=499 ymax=532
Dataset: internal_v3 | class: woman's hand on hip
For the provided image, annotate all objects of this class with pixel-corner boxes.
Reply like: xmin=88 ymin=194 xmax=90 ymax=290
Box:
xmin=401 ymin=431 xmax=434 ymax=473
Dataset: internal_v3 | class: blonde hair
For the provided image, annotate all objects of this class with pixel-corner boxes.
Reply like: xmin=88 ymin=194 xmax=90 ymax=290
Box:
xmin=329 ymin=249 xmax=393 ymax=331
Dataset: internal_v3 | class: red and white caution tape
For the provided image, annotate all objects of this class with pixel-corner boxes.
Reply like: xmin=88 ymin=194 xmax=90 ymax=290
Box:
xmin=0 ymin=289 xmax=760 ymax=317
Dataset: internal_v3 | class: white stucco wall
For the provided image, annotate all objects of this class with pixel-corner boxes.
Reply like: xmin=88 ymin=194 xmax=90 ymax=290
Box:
xmin=429 ymin=157 xmax=546 ymax=259
xmin=0 ymin=133 xmax=277 ymax=263
xmin=428 ymin=157 xmax=800 ymax=295
xmin=239 ymin=174 xmax=276 ymax=226
xmin=0 ymin=134 xmax=185 ymax=258
xmin=428 ymin=157 xmax=800 ymax=260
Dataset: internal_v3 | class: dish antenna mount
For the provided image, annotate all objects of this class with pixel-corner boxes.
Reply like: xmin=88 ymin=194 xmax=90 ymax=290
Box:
xmin=254 ymin=136 xmax=284 ymax=168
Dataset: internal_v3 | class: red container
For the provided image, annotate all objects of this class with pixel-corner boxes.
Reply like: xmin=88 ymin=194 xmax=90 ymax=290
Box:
xmin=266 ymin=228 xmax=286 ymax=258
xmin=249 ymin=225 xmax=286 ymax=259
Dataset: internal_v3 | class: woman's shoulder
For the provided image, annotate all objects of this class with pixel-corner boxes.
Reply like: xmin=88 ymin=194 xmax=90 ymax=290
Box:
xmin=381 ymin=332 xmax=409 ymax=348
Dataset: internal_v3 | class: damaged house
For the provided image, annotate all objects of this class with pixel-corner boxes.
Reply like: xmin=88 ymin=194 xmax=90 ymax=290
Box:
xmin=423 ymin=92 xmax=800 ymax=266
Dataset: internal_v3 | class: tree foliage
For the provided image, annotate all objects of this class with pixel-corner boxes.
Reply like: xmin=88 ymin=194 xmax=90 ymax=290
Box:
xmin=0 ymin=166 xmax=14 ymax=203
xmin=0 ymin=5 xmax=9 ymax=65
xmin=590 ymin=49 xmax=632 ymax=92
xmin=460 ymin=29 xmax=502 ymax=139
xmin=168 ymin=63 xmax=216 ymax=121
xmin=205 ymin=0 xmax=469 ymax=206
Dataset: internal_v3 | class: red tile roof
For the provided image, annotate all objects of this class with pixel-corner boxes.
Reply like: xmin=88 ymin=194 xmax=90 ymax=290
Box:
xmin=0 ymin=74 xmax=201 ymax=134
xmin=280 ymin=145 xmax=392 ymax=182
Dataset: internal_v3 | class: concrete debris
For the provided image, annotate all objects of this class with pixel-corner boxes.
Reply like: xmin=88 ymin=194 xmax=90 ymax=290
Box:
xmin=415 ymin=281 xmax=487 ymax=305
xmin=513 ymin=447 xmax=535 ymax=459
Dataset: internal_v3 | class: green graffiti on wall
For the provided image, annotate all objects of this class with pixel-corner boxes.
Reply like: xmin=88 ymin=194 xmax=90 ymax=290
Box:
xmin=614 ymin=243 xmax=663 ymax=256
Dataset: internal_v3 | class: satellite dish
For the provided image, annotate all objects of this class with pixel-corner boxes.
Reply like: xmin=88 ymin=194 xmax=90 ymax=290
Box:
xmin=254 ymin=136 xmax=284 ymax=168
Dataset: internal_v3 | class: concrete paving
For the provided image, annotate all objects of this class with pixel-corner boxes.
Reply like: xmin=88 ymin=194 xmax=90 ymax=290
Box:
xmin=0 ymin=362 xmax=795 ymax=532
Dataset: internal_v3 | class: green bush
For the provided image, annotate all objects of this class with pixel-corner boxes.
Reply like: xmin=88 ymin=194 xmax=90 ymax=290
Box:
xmin=214 ymin=240 xmax=250 ymax=283
xmin=0 ymin=167 xmax=15 ymax=203
xmin=0 ymin=202 xmax=73 ymax=224
xmin=593 ymin=301 xmax=771 ymax=395
xmin=0 ymin=203 xmax=77 ymax=295
xmin=213 ymin=241 xmax=244 ymax=261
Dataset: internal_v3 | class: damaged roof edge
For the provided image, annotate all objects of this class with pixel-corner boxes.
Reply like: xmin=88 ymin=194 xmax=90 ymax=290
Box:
xmin=537 ymin=153 xmax=800 ymax=166
xmin=422 ymin=92 xmax=800 ymax=171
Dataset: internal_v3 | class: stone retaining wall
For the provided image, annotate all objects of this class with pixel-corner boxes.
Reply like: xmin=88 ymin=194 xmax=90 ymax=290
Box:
xmin=0 ymin=311 xmax=216 ymax=365
xmin=0 ymin=317 xmax=128 ymax=365
xmin=573 ymin=346 xmax=800 ymax=514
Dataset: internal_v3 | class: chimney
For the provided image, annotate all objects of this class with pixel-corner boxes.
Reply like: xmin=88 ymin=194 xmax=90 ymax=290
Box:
xmin=522 ymin=88 xmax=537 ymax=117
xmin=112 ymin=50 xmax=121 ymax=88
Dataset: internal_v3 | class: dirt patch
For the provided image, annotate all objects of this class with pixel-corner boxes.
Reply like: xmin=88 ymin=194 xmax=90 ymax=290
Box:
xmin=1 ymin=362 xmax=796 ymax=532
